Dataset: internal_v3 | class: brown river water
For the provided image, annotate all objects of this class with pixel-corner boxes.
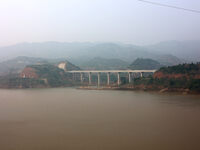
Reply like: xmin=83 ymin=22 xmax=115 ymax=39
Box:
xmin=0 ymin=88 xmax=200 ymax=150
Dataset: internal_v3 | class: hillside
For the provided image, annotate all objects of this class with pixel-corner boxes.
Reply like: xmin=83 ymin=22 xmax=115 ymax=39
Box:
xmin=24 ymin=64 xmax=69 ymax=87
xmin=0 ymin=62 xmax=79 ymax=88
xmin=80 ymin=57 xmax=129 ymax=70
xmin=0 ymin=56 xmax=80 ymax=76
xmin=0 ymin=56 xmax=47 ymax=76
xmin=154 ymin=63 xmax=200 ymax=79
xmin=129 ymin=63 xmax=200 ymax=93
xmin=129 ymin=58 xmax=163 ymax=70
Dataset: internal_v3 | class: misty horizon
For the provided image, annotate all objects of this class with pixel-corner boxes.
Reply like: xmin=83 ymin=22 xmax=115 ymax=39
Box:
xmin=0 ymin=0 xmax=200 ymax=46
xmin=1 ymin=39 xmax=200 ymax=48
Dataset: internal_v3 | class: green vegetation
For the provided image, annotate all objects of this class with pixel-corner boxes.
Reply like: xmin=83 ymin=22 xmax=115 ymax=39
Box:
xmin=0 ymin=63 xmax=78 ymax=88
xmin=30 ymin=64 xmax=64 ymax=86
xmin=131 ymin=63 xmax=200 ymax=92
xmin=159 ymin=63 xmax=200 ymax=74
xmin=129 ymin=58 xmax=163 ymax=70
xmin=29 ymin=64 xmax=76 ymax=87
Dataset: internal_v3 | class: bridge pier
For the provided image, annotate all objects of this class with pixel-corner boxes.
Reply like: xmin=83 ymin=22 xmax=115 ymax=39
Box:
xmin=140 ymin=72 xmax=143 ymax=78
xmin=117 ymin=72 xmax=120 ymax=86
xmin=80 ymin=73 xmax=83 ymax=83
xmin=97 ymin=72 xmax=100 ymax=87
xmin=128 ymin=72 xmax=131 ymax=83
xmin=67 ymin=70 xmax=156 ymax=86
xmin=107 ymin=72 xmax=110 ymax=86
xmin=89 ymin=72 xmax=91 ymax=85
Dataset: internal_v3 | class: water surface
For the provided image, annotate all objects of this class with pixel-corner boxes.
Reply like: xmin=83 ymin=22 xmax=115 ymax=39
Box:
xmin=0 ymin=88 xmax=200 ymax=150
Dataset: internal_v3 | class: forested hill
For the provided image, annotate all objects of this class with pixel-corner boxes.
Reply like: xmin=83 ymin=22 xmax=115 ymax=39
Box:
xmin=130 ymin=63 xmax=200 ymax=93
xmin=0 ymin=56 xmax=79 ymax=76
xmin=79 ymin=57 xmax=129 ymax=70
xmin=154 ymin=63 xmax=200 ymax=78
xmin=129 ymin=58 xmax=163 ymax=70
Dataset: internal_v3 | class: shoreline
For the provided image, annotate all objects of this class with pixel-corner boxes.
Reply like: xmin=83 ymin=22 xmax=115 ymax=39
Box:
xmin=0 ymin=85 xmax=199 ymax=95
xmin=77 ymin=86 xmax=200 ymax=95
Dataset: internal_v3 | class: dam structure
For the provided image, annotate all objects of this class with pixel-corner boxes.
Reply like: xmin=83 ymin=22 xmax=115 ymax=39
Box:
xmin=67 ymin=70 xmax=156 ymax=86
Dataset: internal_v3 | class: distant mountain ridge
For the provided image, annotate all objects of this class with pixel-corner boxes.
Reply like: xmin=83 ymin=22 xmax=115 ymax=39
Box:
xmin=146 ymin=40 xmax=200 ymax=62
xmin=0 ymin=41 xmax=186 ymax=66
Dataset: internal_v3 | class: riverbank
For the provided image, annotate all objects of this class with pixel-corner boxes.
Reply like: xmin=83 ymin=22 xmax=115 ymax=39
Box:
xmin=77 ymin=85 xmax=200 ymax=95
xmin=0 ymin=83 xmax=199 ymax=95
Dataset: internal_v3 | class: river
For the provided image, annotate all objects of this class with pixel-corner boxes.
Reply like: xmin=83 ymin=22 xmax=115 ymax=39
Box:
xmin=0 ymin=88 xmax=200 ymax=150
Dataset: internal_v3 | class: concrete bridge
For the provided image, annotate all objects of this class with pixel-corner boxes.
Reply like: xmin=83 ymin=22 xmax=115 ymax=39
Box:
xmin=67 ymin=70 xmax=156 ymax=86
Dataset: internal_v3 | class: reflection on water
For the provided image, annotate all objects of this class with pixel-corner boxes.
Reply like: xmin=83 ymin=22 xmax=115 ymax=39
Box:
xmin=0 ymin=88 xmax=200 ymax=150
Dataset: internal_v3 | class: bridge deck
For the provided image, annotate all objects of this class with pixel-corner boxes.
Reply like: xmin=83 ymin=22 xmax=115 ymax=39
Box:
xmin=67 ymin=70 xmax=156 ymax=73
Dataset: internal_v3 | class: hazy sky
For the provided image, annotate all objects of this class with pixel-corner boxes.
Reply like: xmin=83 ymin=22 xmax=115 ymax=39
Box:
xmin=0 ymin=0 xmax=200 ymax=46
